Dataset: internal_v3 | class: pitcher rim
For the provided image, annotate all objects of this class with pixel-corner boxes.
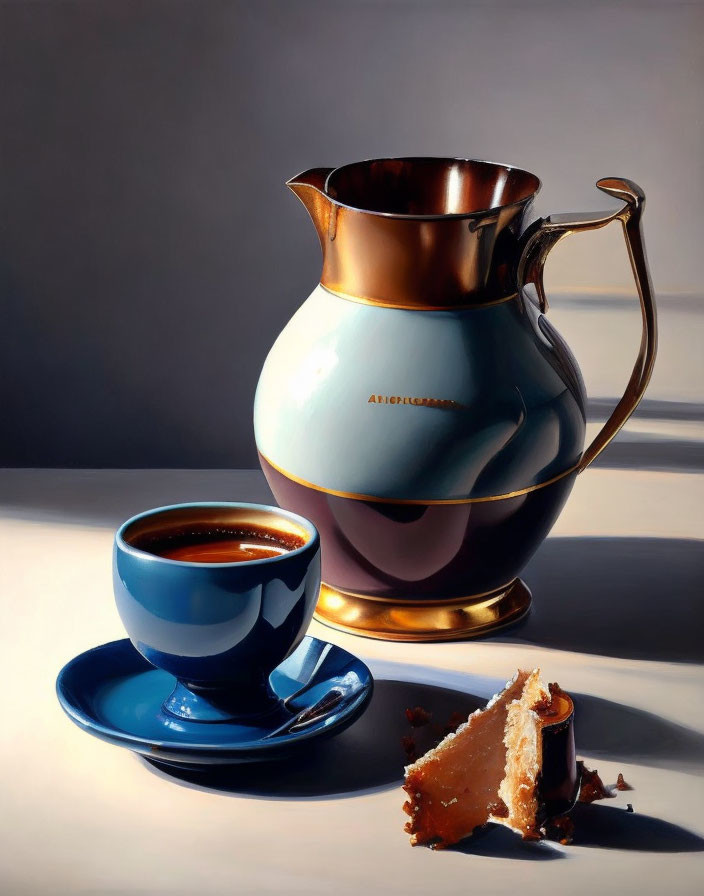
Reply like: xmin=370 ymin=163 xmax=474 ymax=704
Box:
xmin=322 ymin=156 xmax=542 ymax=221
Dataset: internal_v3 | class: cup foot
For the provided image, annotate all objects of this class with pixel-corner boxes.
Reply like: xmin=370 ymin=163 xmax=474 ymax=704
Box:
xmin=314 ymin=579 xmax=531 ymax=642
xmin=162 ymin=680 xmax=281 ymax=723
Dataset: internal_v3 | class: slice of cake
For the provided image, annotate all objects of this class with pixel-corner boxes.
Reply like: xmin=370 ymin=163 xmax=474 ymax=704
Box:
xmin=402 ymin=670 xmax=577 ymax=848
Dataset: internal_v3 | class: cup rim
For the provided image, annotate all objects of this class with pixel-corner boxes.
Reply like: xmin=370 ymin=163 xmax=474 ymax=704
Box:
xmin=115 ymin=501 xmax=319 ymax=569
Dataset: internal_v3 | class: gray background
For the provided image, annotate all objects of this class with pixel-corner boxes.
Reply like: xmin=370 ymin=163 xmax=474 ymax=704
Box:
xmin=1 ymin=0 xmax=702 ymax=468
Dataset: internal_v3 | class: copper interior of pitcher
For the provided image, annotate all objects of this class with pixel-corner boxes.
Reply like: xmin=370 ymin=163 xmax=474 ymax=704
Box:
xmin=306 ymin=158 xmax=541 ymax=308
xmin=325 ymin=158 xmax=540 ymax=218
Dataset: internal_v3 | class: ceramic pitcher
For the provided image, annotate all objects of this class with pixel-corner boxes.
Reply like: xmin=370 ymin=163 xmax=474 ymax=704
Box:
xmin=254 ymin=158 xmax=657 ymax=641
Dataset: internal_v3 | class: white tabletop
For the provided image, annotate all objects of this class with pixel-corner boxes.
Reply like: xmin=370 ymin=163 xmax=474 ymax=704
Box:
xmin=2 ymin=467 xmax=703 ymax=895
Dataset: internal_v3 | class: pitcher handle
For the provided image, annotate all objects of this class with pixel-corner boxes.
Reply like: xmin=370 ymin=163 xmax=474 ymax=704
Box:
xmin=517 ymin=177 xmax=658 ymax=473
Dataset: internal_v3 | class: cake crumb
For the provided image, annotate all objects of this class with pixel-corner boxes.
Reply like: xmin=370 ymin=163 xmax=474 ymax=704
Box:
xmin=543 ymin=815 xmax=575 ymax=845
xmin=615 ymin=772 xmax=633 ymax=791
xmin=405 ymin=706 xmax=432 ymax=728
xmin=577 ymin=761 xmax=615 ymax=803
xmin=532 ymin=690 xmax=558 ymax=717
xmin=626 ymin=803 xmax=634 ymax=813
xmin=402 ymin=735 xmax=417 ymax=763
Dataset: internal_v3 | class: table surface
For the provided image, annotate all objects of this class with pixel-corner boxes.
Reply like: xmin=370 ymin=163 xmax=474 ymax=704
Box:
xmin=2 ymin=467 xmax=703 ymax=896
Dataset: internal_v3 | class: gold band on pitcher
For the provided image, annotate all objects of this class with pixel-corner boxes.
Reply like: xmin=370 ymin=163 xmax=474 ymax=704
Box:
xmin=316 ymin=578 xmax=516 ymax=606
xmin=322 ymin=284 xmax=519 ymax=312
xmin=260 ymin=452 xmax=579 ymax=505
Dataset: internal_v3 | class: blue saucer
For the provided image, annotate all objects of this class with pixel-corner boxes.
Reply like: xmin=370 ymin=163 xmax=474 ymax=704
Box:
xmin=56 ymin=637 xmax=373 ymax=767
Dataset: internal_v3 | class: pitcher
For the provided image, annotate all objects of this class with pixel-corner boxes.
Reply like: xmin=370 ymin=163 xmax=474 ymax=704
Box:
xmin=254 ymin=158 xmax=656 ymax=641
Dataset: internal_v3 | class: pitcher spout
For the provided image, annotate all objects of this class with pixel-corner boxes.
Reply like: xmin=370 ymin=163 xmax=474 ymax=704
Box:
xmin=286 ymin=167 xmax=334 ymax=251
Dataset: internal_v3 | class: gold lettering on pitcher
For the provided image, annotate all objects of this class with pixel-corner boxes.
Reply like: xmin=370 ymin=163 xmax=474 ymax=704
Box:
xmin=367 ymin=394 xmax=464 ymax=409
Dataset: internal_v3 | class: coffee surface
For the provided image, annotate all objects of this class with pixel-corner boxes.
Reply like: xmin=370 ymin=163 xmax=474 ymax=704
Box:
xmin=131 ymin=524 xmax=305 ymax=563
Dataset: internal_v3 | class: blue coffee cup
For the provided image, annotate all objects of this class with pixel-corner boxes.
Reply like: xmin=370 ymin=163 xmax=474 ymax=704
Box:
xmin=113 ymin=502 xmax=321 ymax=721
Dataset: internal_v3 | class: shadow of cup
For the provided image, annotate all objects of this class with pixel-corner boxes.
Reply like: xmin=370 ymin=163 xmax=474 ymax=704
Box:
xmin=144 ymin=679 xmax=484 ymax=799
